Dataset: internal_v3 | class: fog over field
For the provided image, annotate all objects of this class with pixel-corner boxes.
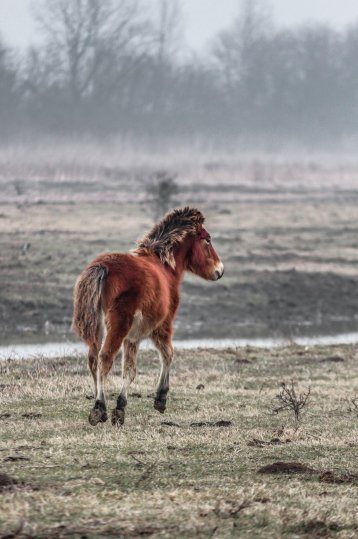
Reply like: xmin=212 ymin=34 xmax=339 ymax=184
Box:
xmin=2 ymin=0 xmax=358 ymax=147
xmin=0 ymin=1 xmax=358 ymax=345
xmin=1 ymin=3 xmax=358 ymax=538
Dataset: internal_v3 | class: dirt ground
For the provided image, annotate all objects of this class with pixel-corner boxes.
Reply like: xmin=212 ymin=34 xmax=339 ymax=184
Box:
xmin=1 ymin=144 xmax=358 ymax=342
xmin=0 ymin=344 xmax=357 ymax=538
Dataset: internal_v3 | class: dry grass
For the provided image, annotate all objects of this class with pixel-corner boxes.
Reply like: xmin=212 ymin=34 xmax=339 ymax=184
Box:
xmin=0 ymin=344 xmax=357 ymax=538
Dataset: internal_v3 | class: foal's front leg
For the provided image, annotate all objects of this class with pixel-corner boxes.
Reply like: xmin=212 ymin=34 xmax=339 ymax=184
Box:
xmin=111 ymin=340 xmax=138 ymax=426
xmin=151 ymin=329 xmax=174 ymax=413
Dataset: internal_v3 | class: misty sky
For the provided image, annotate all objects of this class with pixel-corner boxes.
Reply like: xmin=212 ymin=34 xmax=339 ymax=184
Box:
xmin=1 ymin=0 xmax=358 ymax=53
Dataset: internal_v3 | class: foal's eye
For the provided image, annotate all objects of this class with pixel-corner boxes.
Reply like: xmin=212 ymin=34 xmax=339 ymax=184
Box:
xmin=205 ymin=238 xmax=211 ymax=245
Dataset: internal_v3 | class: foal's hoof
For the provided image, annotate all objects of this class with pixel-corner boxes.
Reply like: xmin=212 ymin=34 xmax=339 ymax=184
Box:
xmin=111 ymin=408 xmax=125 ymax=427
xmin=154 ymin=399 xmax=166 ymax=414
xmin=88 ymin=407 xmax=108 ymax=426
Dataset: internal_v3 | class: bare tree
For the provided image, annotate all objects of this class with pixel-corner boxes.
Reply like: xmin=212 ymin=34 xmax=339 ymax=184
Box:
xmin=33 ymin=0 xmax=148 ymax=104
xmin=212 ymin=0 xmax=273 ymax=134
xmin=212 ymin=0 xmax=272 ymax=91
xmin=154 ymin=0 xmax=184 ymax=63
xmin=138 ymin=0 xmax=185 ymax=133
xmin=0 ymin=37 xmax=20 ymax=137
xmin=146 ymin=171 xmax=179 ymax=220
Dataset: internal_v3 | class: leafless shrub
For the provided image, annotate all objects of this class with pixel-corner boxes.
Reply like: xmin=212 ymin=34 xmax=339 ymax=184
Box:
xmin=273 ymin=380 xmax=311 ymax=426
xmin=146 ymin=170 xmax=179 ymax=220
xmin=13 ymin=180 xmax=25 ymax=196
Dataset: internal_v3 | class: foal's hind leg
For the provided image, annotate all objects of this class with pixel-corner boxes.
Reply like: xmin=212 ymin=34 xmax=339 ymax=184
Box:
xmin=151 ymin=325 xmax=174 ymax=413
xmin=89 ymin=310 xmax=132 ymax=426
xmin=111 ymin=340 xmax=138 ymax=426
xmin=88 ymin=344 xmax=99 ymax=397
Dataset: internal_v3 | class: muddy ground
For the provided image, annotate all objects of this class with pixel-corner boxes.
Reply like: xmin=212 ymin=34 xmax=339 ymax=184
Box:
xmin=1 ymin=145 xmax=358 ymax=342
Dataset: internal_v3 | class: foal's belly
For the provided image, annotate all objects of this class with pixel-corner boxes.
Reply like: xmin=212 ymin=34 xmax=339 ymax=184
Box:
xmin=126 ymin=310 xmax=156 ymax=342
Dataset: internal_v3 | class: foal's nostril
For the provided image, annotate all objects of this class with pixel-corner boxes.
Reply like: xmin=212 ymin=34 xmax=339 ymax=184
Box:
xmin=213 ymin=262 xmax=224 ymax=280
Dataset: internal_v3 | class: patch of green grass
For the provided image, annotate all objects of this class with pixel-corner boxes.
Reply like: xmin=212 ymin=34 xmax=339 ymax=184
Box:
xmin=0 ymin=345 xmax=357 ymax=537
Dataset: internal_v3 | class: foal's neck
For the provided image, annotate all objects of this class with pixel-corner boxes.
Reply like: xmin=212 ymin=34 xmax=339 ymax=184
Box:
xmin=170 ymin=237 xmax=193 ymax=281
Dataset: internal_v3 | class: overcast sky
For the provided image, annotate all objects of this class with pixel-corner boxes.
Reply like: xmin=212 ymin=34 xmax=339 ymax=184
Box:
xmin=1 ymin=0 xmax=358 ymax=53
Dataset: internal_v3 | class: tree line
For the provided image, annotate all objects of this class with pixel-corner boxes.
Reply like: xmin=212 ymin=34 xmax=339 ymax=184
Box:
xmin=1 ymin=0 xmax=358 ymax=147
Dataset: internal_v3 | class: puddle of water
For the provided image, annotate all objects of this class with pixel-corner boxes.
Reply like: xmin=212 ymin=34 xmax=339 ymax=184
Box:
xmin=0 ymin=333 xmax=357 ymax=360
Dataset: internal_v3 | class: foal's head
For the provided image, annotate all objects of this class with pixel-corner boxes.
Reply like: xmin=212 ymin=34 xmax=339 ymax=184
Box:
xmin=136 ymin=206 xmax=224 ymax=280
xmin=186 ymin=226 xmax=224 ymax=281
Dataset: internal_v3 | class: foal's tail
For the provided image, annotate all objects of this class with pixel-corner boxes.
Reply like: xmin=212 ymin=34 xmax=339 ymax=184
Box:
xmin=72 ymin=265 xmax=108 ymax=344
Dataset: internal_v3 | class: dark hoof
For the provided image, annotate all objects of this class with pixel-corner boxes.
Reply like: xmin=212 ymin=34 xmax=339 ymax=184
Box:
xmin=154 ymin=399 xmax=166 ymax=414
xmin=111 ymin=408 xmax=125 ymax=427
xmin=88 ymin=407 xmax=108 ymax=426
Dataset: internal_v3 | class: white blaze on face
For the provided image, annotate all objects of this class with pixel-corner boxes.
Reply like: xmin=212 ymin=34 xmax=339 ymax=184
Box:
xmin=213 ymin=261 xmax=224 ymax=280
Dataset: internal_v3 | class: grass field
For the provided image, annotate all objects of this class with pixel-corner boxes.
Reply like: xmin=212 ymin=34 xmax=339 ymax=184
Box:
xmin=1 ymin=344 xmax=357 ymax=538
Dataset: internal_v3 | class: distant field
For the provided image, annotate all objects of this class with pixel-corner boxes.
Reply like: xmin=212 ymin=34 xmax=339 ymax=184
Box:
xmin=1 ymin=143 xmax=358 ymax=341
xmin=0 ymin=344 xmax=357 ymax=538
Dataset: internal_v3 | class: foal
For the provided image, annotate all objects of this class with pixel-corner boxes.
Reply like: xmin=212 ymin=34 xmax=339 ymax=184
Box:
xmin=72 ymin=207 xmax=224 ymax=426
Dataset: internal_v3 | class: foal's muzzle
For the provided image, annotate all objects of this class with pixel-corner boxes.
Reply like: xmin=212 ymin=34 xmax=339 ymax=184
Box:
xmin=212 ymin=261 xmax=224 ymax=281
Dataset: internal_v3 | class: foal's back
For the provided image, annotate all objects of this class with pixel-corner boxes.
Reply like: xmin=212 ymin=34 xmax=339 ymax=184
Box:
xmin=93 ymin=252 xmax=172 ymax=323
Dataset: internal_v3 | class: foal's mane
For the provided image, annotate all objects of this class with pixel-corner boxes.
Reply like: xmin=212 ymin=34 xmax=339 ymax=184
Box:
xmin=135 ymin=207 xmax=205 ymax=268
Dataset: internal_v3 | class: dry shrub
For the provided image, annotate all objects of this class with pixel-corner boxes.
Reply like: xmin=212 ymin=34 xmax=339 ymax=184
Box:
xmin=273 ymin=380 xmax=311 ymax=427
xmin=145 ymin=170 xmax=179 ymax=220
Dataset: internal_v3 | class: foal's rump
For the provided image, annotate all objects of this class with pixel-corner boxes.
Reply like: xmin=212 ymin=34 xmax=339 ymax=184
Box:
xmin=72 ymin=252 xmax=127 ymax=345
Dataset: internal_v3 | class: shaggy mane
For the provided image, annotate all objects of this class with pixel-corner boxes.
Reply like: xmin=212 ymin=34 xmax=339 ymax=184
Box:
xmin=135 ymin=207 xmax=205 ymax=268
